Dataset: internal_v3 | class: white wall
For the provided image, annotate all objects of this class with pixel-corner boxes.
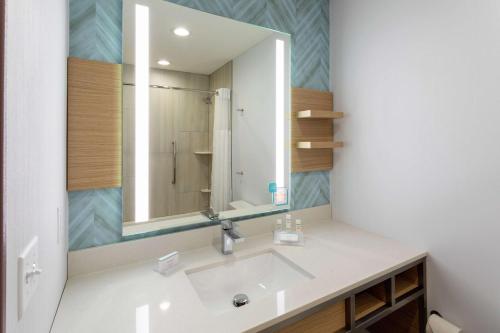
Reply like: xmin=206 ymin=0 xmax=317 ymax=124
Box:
xmin=232 ymin=34 xmax=290 ymax=205
xmin=5 ymin=0 xmax=68 ymax=332
xmin=330 ymin=1 xmax=500 ymax=331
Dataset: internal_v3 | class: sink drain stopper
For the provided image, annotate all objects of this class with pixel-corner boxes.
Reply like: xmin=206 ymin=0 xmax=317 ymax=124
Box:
xmin=233 ymin=294 xmax=250 ymax=307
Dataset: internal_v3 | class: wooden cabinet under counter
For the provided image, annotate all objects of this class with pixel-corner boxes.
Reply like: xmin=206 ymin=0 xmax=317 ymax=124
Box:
xmin=265 ymin=258 xmax=426 ymax=333
xmin=275 ymin=302 xmax=346 ymax=333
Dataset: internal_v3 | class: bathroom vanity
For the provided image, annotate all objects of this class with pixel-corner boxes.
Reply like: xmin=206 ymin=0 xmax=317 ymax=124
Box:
xmin=268 ymin=257 xmax=425 ymax=333
xmin=59 ymin=1 xmax=427 ymax=332
xmin=51 ymin=216 xmax=426 ymax=333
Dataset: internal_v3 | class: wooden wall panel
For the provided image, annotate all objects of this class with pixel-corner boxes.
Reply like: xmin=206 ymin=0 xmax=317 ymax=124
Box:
xmin=291 ymin=88 xmax=334 ymax=173
xmin=67 ymin=57 xmax=122 ymax=190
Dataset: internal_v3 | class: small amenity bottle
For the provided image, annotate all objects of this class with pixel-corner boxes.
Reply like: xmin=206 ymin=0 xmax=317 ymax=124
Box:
xmin=285 ymin=214 xmax=292 ymax=232
xmin=295 ymin=219 xmax=302 ymax=232
xmin=295 ymin=219 xmax=305 ymax=245
xmin=274 ymin=219 xmax=283 ymax=243
xmin=276 ymin=218 xmax=283 ymax=232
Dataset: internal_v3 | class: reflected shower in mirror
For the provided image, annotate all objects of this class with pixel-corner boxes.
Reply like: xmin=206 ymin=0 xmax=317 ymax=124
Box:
xmin=122 ymin=0 xmax=291 ymax=236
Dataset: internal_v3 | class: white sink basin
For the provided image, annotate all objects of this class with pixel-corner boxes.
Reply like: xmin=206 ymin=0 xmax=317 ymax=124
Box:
xmin=186 ymin=249 xmax=314 ymax=315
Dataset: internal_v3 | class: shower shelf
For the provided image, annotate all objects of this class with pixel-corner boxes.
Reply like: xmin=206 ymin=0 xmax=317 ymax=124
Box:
xmin=194 ymin=151 xmax=212 ymax=155
xmin=200 ymin=189 xmax=211 ymax=193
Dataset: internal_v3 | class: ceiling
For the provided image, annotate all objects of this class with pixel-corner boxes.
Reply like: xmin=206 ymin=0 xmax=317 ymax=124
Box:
xmin=123 ymin=0 xmax=277 ymax=74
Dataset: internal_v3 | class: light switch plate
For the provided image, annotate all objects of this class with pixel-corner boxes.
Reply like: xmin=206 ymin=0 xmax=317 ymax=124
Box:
xmin=18 ymin=236 xmax=39 ymax=319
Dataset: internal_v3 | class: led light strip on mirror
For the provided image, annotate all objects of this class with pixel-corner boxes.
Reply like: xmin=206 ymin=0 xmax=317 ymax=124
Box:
xmin=135 ymin=4 xmax=150 ymax=223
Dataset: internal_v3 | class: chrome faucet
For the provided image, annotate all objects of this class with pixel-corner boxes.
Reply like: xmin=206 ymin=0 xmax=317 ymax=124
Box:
xmin=221 ymin=220 xmax=244 ymax=255
xmin=201 ymin=208 xmax=219 ymax=221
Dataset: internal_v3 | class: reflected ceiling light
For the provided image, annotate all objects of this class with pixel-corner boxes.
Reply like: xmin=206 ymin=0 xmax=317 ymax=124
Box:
xmin=157 ymin=59 xmax=170 ymax=66
xmin=173 ymin=27 xmax=190 ymax=37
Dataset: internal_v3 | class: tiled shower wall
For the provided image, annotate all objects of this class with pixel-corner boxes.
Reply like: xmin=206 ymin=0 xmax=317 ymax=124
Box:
xmin=68 ymin=0 xmax=330 ymax=250
xmin=122 ymin=65 xmax=211 ymax=221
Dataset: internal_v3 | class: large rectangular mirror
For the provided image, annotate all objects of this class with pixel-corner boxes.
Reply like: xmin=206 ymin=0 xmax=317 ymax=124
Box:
xmin=122 ymin=0 xmax=291 ymax=236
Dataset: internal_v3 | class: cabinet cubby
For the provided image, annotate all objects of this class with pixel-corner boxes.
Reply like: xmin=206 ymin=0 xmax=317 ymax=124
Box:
xmin=395 ymin=264 xmax=423 ymax=301
xmin=355 ymin=280 xmax=390 ymax=321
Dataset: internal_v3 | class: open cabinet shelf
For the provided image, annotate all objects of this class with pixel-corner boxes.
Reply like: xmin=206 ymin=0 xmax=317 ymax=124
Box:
xmin=355 ymin=292 xmax=387 ymax=321
xmin=395 ymin=265 xmax=421 ymax=300
xmin=297 ymin=141 xmax=344 ymax=149
xmin=297 ymin=110 xmax=344 ymax=119
xmin=395 ymin=277 xmax=419 ymax=299
xmin=354 ymin=281 xmax=389 ymax=322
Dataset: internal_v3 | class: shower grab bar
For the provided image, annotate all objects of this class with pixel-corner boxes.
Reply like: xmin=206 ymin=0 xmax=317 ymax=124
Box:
xmin=172 ymin=141 xmax=177 ymax=185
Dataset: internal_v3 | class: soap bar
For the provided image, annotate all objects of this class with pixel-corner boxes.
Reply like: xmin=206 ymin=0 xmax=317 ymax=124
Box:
xmin=156 ymin=251 xmax=179 ymax=275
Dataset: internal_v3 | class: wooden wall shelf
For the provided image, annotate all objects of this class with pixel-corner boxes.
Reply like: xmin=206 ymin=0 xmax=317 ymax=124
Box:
xmin=291 ymin=88 xmax=343 ymax=173
xmin=297 ymin=141 xmax=344 ymax=149
xmin=297 ymin=110 xmax=344 ymax=119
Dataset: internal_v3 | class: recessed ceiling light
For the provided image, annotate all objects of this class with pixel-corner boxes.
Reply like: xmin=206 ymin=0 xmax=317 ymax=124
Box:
xmin=157 ymin=59 xmax=170 ymax=66
xmin=173 ymin=27 xmax=190 ymax=37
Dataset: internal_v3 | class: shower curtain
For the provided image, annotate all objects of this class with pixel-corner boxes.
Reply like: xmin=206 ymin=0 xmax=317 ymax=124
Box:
xmin=210 ymin=88 xmax=232 ymax=212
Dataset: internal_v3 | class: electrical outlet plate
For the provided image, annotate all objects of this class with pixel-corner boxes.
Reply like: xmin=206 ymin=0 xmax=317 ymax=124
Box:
xmin=18 ymin=236 xmax=39 ymax=319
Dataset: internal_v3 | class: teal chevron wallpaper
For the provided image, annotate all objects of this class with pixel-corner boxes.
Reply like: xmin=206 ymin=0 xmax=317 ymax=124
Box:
xmin=68 ymin=0 xmax=330 ymax=251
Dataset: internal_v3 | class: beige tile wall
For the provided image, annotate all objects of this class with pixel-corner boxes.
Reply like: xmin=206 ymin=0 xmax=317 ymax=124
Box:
xmin=208 ymin=61 xmax=233 ymax=149
xmin=123 ymin=65 xmax=211 ymax=223
xmin=207 ymin=61 xmax=233 ymax=199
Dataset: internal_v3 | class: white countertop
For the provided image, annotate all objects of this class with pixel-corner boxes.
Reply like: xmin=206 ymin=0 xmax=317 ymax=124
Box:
xmin=51 ymin=221 xmax=426 ymax=333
